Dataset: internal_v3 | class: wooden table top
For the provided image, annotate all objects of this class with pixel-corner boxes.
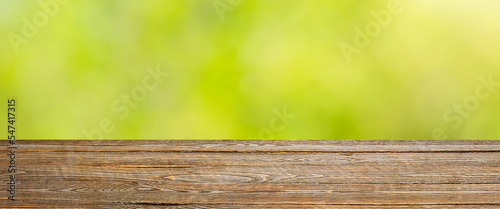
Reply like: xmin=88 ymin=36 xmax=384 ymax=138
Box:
xmin=2 ymin=140 xmax=499 ymax=208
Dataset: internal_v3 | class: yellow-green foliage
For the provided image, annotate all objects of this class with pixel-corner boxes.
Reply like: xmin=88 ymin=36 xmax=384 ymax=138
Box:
xmin=1 ymin=0 xmax=499 ymax=139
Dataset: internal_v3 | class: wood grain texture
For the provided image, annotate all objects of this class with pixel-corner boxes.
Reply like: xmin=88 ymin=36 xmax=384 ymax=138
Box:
xmin=1 ymin=140 xmax=499 ymax=208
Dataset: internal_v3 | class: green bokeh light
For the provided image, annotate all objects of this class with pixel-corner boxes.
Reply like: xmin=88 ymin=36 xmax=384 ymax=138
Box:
xmin=1 ymin=0 xmax=500 ymax=139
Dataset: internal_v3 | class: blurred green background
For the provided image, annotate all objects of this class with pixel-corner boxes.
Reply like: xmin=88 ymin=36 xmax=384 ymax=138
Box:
xmin=1 ymin=0 xmax=500 ymax=139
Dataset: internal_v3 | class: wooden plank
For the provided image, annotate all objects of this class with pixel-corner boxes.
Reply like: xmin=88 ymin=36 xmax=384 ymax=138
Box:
xmin=6 ymin=152 xmax=500 ymax=183
xmin=1 ymin=140 xmax=499 ymax=208
xmin=16 ymin=140 xmax=500 ymax=152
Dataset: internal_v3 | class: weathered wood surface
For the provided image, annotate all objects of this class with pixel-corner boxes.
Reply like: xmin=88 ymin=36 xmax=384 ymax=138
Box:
xmin=1 ymin=140 xmax=499 ymax=208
